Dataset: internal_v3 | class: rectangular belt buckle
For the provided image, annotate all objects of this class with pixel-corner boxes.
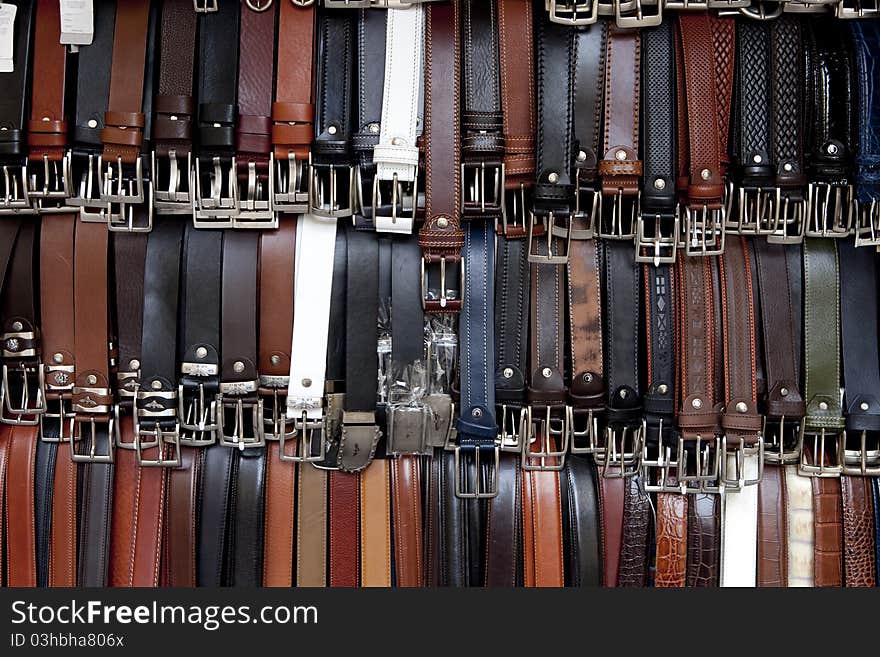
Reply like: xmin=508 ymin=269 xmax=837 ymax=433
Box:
xmin=599 ymin=190 xmax=639 ymax=240
xmin=641 ymin=420 xmax=684 ymax=493
xmin=233 ymin=160 xmax=277 ymax=229
xmin=836 ymin=0 xmax=880 ymax=17
xmin=806 ymin=182 xmax=853 ymax=238
xmin=734 ymin=185 xmax=780 ymax=236
xmin=762 ymin=415 xmax=803 ymax=465
xmin=387 ymin=404 xmax=431 ymax=456
xmin=568 ymin=406 xmax=601 ymax=454
xmin=1 ymin=362 xmax=47 ymax=425
xmin=852 ymin=198 xmax=880 ymax=247
xmin=309 ymin=163 xmax=355 ymax=219
xmin=338 ymin=411 xmax=381 ymax=472
xmin=280 ymin=410 xmax=327 ymax=463
xmin=69 ymin=405 xmax=116 ymax=464
xmin=527 ymin=211 xmax=572 ymax=264
xmin=178 ymin=379 xmax=219 ymax=447
xmin=1 ymin=162 xmax=37 ymax=215
xmin=25 ymin=155 xmax=74 ymax=212
xmin=370 ymin=166 xmax=419 ymax=232
xmin=271 ymin=152 xmax=310 ymax=214
xmin=454 ymin=443 xmax=500 ymax=499
xmin=193 ymin=156 xmax=238 ymax=227
xmin=217 ymin=391 xmax=265 ymax=450
xmin=107 ymin=194 xmax=154 ymax=232
xmin=766 ymin=193 xmax=806 ymax=244
xmin=260 ymin=377 xmax=294 ymax=442
xmin=596 ymin=422 xmax=643 ymax=477
xmin=498 ymin=183 xmax=537 ymax=238
xmin=99 ymin=155 xmax=146 ymax=205
xmin=547 ymin=0 xmax=600 ymax=24
xmin=572 ymin=177 xmax=601 ymax=240
xmin=67 ymin=151 xmax=112 ymax=221
xmin=735 ymin=2 xmax=785 ymax=19
xmin=40 ymin=393 xmax=76 ymax=444
xmin=720 ymin=434 xmax=764 ymax=490
xmin=797 ymin=422 xmax=844 ymax=476
xmin=676 ymin=435 xmax=722 ymax=493
xmin=635 ymin=210 xmax=679 ymax=265
xmin=783 ymin=0 xmax=836 ymax=12
xmin=839 ymin=430 xmax=880 ymax=476
xmin=151 ymin=150 xmax=192 ymax=214
xmin=614 ymin=0 xmax=662 ymax=27
xmin=521 ymin=404 xmax=569 ymax=471
xmin=682 ymin=204 xmax=726 ymax=257
xmin=193 ymin=0 xmax=219 ymax=12
xmin=421 ymin=253 xmax=464 ymax=312
xmin=130 ymin=388 xmax=181 ymax=467
xmin=496 ymin=404 xmax=525 ymax=453
xmin=461 ymin=160 xmax=504 ymax=218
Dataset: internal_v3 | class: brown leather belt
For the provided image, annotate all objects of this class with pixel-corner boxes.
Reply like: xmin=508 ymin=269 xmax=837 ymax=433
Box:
xmin=6 ymin=424 xmax=39 ymax=587
xmin=813 ymin=473 xmax=844 ymax=587
xmin=361 ymin=460 xmax=391 ymax=587
xmin=392 ymin=456 xmax=425 ymax=587
xmin=330 ymin=470 xmax=360 ymax=587
xmin=841 ymin=476 xmax=877 ymax=587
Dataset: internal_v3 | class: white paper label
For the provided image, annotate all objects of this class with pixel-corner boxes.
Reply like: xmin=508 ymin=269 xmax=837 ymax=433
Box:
xmin=60 ymin=0 xmax=94 ymax=46
xmin=0 ymin=4 xmax=17 ymax=74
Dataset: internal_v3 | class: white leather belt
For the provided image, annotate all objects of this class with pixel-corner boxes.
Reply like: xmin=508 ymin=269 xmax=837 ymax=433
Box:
xmin=373 ymin=5 xmax=424 ymax=234
xmin=719 ymin=453 xmax=759 ymax=586
xmin=287 ymin=214 xmax=338 ymax=421
xmin=785 ymin=464 xmax=815 ymax=587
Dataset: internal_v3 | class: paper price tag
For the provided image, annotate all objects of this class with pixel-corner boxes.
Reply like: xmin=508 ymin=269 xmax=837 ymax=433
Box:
xmin=0 ymin=3 xmax=17 ymax=74
xmin=60 ymin=0 xmax=94 ymax=47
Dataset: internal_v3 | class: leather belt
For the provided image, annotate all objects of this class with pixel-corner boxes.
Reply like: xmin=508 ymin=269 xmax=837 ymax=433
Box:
xmin=310 ymin=8 xmax=356 ymax=219
xmin=850 ymin=21 xmax=880 ymax=246
xmin=785 ymin=463 xmax=814 ymax=586
xmin=193 ymin=0 xmax=241 ymax=225
xmin=841 ymin=475 xmax=877 ymax=587
xmin=260 ymin=218 xmax=297 ymax=586
xmin=805 ymin=22 xmax=855 ymax=238
xmin=392 ymin=456 xmax=425 ymax=586
xmin=151 ymin=0 xmax=198 ymax=215
xmin=372 ymin=5 xmax=424 ymax=233
xmin=270 ymin=0 xmax=315 ymax=215
xmin=0 ymin=0 xmax=35 ymax=215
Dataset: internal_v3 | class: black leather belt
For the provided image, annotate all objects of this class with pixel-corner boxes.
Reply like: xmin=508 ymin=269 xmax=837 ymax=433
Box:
xmin=193 ymin=0 xmax=240 ymax=225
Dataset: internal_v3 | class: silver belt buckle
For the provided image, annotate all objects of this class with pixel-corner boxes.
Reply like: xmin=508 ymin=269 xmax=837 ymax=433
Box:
xmin=271 ymin=152 xmax=310 ymax=214
xmin=675 ymin=434 xmax=722 ymax=493
xmin=806 ymin=181 xmax=853 ymax=238
xmin=766 ymin=192 xmax=806 ymax=244
xmin=521 ymin=404 xmax=569 ymax=471
xmin=682 ymin=204 xmax=726 ymax=257
xmin=25 ymin=155 xmax=74 ymax=213
xmin=852 ymin=197 xmax=880 ymax=247
xmin=233 ymin=160 xmax=277 ymax=229
xmin=0 ymin=162 xmax=36 ymax=215
xmin=496 ymin=404 xmax=525 ymax=453
xmin=217 ymin=383 xmax=266 ymax=449
xmin=839 ymin=430 xmax=880 ymax=476
xmin=720 ymin=435 xmax=764 ymax=490
xmin=836 ymin=0 xmax=880 ymax=17
xmin=369 ymin=166 xmax=419 ymax=231
xmin=635 ymin=209 xmax=679 ymax=266
xmin=599 ymin=190 xmax=640 ymax=241
xmin=614 ymin=0 xmax=662 ymax=27
xmin=527 ymin=211 xmax=572 ymax=265
xmin=596 ymin=422 xmax=643 ymax=478
xmin=151 ymin=150 xmax=192 ymax=215
xmin=733 ymin=184 xmax=780 ymax=236
xmin=387 ymin=404 xmax=431 ymax=456
xmin=193 ymin=156 xmax=238 ymax=227
xmin=797 ymin=421 xmax=844 ymax=477
xmin=461 ymin=160 xmax=505 ymax=218
xmin=193 ymin=0 xmax=219 ymax=12
xmin=453 ymin=442 xmax=500 ymax=499
xmin=568 ymin=406 xmax=602 ymax=454
xmin=762 ymin=415 xmax=803 ymax=465
xmin=178 ymin=379 xmax=219 ymax=447
xmin=546 ymin=0 xmax=600 ymax=25
xmin=641 ymin=419 xmax=684 ymax=493
xmin=69 ymin=401 xmax=116 ymax=464
xmin=131 ymin=388 xmax=182 ymax=467
xmin=1 ymin=361 xmax=47 ymax=425
xmin=309 ymin=163 xmax=355 ymax=219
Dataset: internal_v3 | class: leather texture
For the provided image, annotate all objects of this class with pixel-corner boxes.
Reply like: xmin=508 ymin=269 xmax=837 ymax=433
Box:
xmin=812 ymin=476 xmax=844 ymax=587
xmin=785 ymin=464 xmax=815 ymax=587
xmin=655 ymin=490 xmax=687 ymax=588
xmin=758 ymin=465 xmax=788 ymax=587
xmin=841 ymin=476 xmax=877 ymax=587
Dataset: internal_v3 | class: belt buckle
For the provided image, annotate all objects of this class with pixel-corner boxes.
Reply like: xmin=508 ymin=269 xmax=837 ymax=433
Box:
xmin=370 ymin=167 xmax=419 ymax=232
xmin=280 ymin=409 xmax=327 ymax=463
xmin=40 ymin=393 xmax=76 ymax=444
xmin=762 ymin=415 xmax=803 ymax=465
xmin=599 ymin=190 xmax=639 ymax=240
xmin=271 ymin=152 xmax=310 ymax=214
xmin=682 ymin=204 xmax=726 ymax=257
xmin=705 ymin=0 xmax=751 ymax=7
xmin=852 ymin=198 xmax=880 ymax=247
xmin=107 ymin=193 xmax=154 ymax=233
xmin=664 ymin=0 xmax=709 ymax=7
xmin=421 ymin=252 xmax=464 ymax=312
xmin=217 ymin=389 xmax=265 ymax=450
xmin=453 ymin=441 xmax=500 ymax=499
xmin=573 ymin=175 xmax=601 ymax=239
xmin=233 ymin=160 xmax=277 ymax=229
xmin=99 ymin=155 xmax=146 ymax=205
xmin=193 ymin=0 xmax=219 ymax=12
xmin=521 ymin=404 xmax=569 ymax=471
xmin=67 ymin=151 xmax=112 ymax=222
xmin=676 ymin=435 xmax=722 ymax=493
xmin=614 ymin=0 xmax=662 ymax=27
xmin=309 ymin=162 xmax=355 ymax=219
xmin=783 ymin=0 xmax=836 ymax=12
xmin=24 ymin=155 xmax=73 ymax=213
xmin=735 ymin=185 xmax=780 ymax=236
xmin=527 ymin=211 xmax=572 ymax=264
xmin=806 ymin=181 xmax=853 ymax=238
xmin=178 ymin=379 xmax=219 ymax=447
xmin=131 ymin=388 xmax=182 ymax=467
xmin=1 ymin=161 xmax=37 ymax=215
xmin=324 ymin=0 xmax=373 ymax=6
xmin=260 ymin=376 xmax=295 ymax=443
xmin=836 ymin=0 xmax=880 ymax=16
xmin=0 ymin=361 xmax=47 ymax=425
xmin=461 ymin=160 xmax=504 ymax=218
xmin=797 ymin=422 xmax=844 ymax=477
xmin=635 ymin=210 xmax=679 ymax=266
xmin=546 ymin=0 xmax=600 ymax=24
xmin=596 ymin=422 xmax=643 ymax=477
xmin=568 ymin=406 xmax=601 ymax=454
xmin=499 ymin=184 xmax=538 ymax=238
xmin=839 ymin=430 xmax=880 ymax=476
xmin=766 ymin=192 xmax=806 ymax=244
xmin=387 ymin=404 xmax=432 ymax=456
xmin=193 ymin=155 xmax=238 ymax=227
xmin=151 ymin=150 xmax=192 ymax=214
xmin=641 ymin=419 xmax=684 ymax=493
xmin=736 ymin=0 xmax=785 ymax=19
xmin=720 ymin=435 xmax=764 ymax=490
xmin=69 ymin=396 xmax=116 ymax=464
xmin=496 ymin=404 xmax=525 ymax=453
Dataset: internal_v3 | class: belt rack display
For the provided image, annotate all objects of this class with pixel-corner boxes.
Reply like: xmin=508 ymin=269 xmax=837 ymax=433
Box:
xmin=0 ymin=0 xmax=879 ymax=590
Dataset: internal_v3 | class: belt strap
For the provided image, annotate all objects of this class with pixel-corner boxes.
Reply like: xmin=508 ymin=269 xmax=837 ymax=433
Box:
xmin=113 ymin=234 xmax=147 ymax=404
xmin=757 ymin=464 xmax=787 ymax=587
xmin=270 ymin=0 xmax=315 ymax=214
xmin=0 ymin=0 xmax=35 ymax=213
xmin=874 ymin=478 xmax=880 ymax=580
xmin=197 ymin=443 xmax=234 ymax=586
xmin=72 ymin=220 xmax=113 ymax=586
xmin=617 ymin=476 xmax=651 ymax=587
xmin=805 ymin=23 xmax=855 ymax=237
xmin=231 ymin=445 xmax=267 ymax=587
xmin=152 ymin=0 xmax=198 ymax=214
xmin=310 ymin=8 xmax=356 ymax=219
xmin=193 ymin=0 xmax=240 ymax=223
xmin=785 ymin=463 xmax=814 ymax=586
xmin=768 ymin=17 xmax=806 ymax=243
xmin=360 ymin=459 xmax=391 ymax=587
xmin=420 ymin=1 xmax=463 ymax=314
xmin=686 ymin=492 xmax=719 ymax=587
xmin=330 ymin=470 xmax=359 ymax=587
xmin=839 ymin=238 xmax=880 ymax=473
xmin=297 ymin=462 xmax=327 ymax=587
xmin=38 ymin=215 xmax=77 ymax=587
xmin=598 ymin=26 xmax=641 ymax=240
xmin=260 ymin=217 xmax=297 ymax=586
xmin=560 ymin=456 xmax=600 ymax=586
xmin=841 ymin=476 xmax=877 ymax=587
xmin=850 ymin=21 xmax=880 ymax=245
xmin=5 ymin=424 xmax=38 ymax=586
xmin=392 ymin=456 xmax=424 ymax=586
xmin=813 ymin=475 xmax=843 ymax=587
